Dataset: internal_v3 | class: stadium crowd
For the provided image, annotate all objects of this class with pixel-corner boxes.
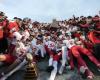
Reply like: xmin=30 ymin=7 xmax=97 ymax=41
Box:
xmin=0 ymin=11 xmax=100 ymax=80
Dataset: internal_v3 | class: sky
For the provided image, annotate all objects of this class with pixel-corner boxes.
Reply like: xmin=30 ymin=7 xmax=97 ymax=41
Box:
xmin=0 ymin=0 xmax=100 ymax=22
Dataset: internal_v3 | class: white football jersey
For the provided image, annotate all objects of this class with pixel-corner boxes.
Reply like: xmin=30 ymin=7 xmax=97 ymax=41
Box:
xmin=45 ymin=41 xmax=55 ymax=50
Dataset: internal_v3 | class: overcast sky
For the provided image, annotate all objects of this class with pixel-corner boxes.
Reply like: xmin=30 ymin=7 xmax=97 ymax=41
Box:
xmin=0 ymin=0 xmax=100 ymax=22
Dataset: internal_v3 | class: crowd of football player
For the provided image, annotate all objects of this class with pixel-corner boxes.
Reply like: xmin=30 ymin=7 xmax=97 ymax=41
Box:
xmin=0 ymin=11 xmax=100 ymax=80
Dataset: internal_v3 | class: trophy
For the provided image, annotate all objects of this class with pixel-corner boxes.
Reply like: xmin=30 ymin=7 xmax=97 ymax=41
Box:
xmin=24 ymin=53 xmax=38 ymax=80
